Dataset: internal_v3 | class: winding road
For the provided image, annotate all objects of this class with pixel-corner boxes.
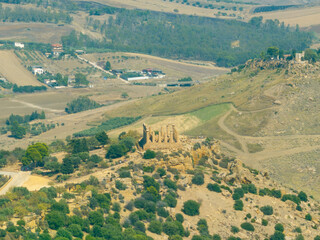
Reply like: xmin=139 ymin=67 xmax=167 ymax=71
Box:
xmin=216 ymin=104 xmax=320 ymax=165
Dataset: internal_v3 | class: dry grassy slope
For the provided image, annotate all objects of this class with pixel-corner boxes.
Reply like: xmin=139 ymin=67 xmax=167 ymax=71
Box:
xmin=103 ymin=61 xmax=320 ymax=200
xmin=106 ymin=64 xmax=282 ymax=118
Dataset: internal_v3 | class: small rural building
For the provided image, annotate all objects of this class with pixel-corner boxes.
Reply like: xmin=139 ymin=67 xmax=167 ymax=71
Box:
xmin=51 ymin=43 xmax=63 ymax=57
xmin=127 ymin=76 xmax=150 ymax=81
xmin=295 ymin=51 xmax=305 ymax=62
xmin=32 ymin=66 xmax=44 ymax=75
xmin=142 ymin=68 xmax=165 ymax=77
xmin=14 ymin=42 xmax=24 ymax=48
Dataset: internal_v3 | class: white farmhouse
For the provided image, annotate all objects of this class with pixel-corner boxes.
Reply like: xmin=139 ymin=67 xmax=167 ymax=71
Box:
xmin=14 ymin=42 xmax=25 ymax=48
xmin=32 ymin=66 xmax=44 ymax=75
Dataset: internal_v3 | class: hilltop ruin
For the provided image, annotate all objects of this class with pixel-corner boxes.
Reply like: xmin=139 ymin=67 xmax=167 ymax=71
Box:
xmin=139 ymin=123 xmax=182 ymax=150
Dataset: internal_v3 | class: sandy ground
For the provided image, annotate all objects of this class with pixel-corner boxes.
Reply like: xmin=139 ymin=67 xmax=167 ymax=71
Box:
xmin=0 ymin=50 xmax=42 ymax=86
xmin=22 ymin=175 xmax=50 ymax=191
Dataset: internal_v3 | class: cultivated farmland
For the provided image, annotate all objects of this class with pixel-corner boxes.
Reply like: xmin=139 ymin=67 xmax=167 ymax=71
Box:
xmin=0 ymin=50 xmax=42 ymax=86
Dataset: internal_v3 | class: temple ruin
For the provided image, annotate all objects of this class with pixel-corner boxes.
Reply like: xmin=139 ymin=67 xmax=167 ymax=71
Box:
xmin=139 ymin=123 xmax=182 ymax=150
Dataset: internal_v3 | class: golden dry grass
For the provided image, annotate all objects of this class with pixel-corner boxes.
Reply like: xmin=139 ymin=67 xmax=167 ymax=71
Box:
xmin=0 ymin=50 xmax=42 ymax=86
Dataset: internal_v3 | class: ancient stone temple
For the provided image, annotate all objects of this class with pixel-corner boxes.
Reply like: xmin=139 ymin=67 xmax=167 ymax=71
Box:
xmin=139 ymin=123 xmax=182 ymax=150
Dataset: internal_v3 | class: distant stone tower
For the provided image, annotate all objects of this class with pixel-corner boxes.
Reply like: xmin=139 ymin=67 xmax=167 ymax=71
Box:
xmin=139 ymin=123 xmax=181 ymax=150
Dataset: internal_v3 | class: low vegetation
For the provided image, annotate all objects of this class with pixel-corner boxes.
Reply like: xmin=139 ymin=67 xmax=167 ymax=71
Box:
xmin=65 ymin=96 xmax=101 ymax=114
xmin=73 ymin=117 xmax=141 ymax=137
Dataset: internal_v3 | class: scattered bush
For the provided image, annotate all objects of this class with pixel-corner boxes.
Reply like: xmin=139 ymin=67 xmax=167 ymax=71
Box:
xmin=182 ymin=200 xmax=200 ymax=216
xmin=232 ymin=188 xmax=244 ymax=200
xmin=275 ymin=223 xmax=284 ymax=232
xmin=233 ymin=200 xmax=243 ymax=211
xmin=305 ymin=214 xmax=312 ymax=221
xmin=231 ymin=226 xmax=239 ymax=234
xmin=240 ymin=222 xmax=254 ymax=232
xmin=175 ymin=213 xmax=184 ymax=223
xmin=192 ymin=173 xmax=204 ymax=186
xmin=148 ymin=220 xmax=162 ymax=234
xmin=143 ymin=150 xmax=156 ymax=159
xmin=260 ymin=205 xmax=273 ymax=215
xmin=207 ymin=183 xmax=221 ymax=193
xmin=262 ymin=219 xmax=268 ymax=226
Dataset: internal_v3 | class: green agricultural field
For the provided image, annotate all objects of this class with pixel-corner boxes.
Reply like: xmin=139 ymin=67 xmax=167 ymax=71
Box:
xmin=189 ymin=103 xmax=230 ymax=121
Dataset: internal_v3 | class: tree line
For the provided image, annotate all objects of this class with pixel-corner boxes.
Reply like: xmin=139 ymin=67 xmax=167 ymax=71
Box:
xmin=61 ymin=7 xmax=312 ymax=67
xmin=0 ymin=4 xmax=72 ymax=23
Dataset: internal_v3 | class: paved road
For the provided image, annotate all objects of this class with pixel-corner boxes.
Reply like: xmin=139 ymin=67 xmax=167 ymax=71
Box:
xmin=0 ymin=171 xmax=31 ymax=195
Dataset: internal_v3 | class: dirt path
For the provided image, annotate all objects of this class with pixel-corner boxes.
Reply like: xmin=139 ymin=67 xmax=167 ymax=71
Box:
xmin=0 ymin=171 xmax=31 ymax=195
xmin=218 ymin=108 xmax=249 ymax=153
xmin=217 ymin=104 xmax=320 ymax=168
xmin=76 ymin=55 xmax=129 ymax=84
xmin=10 ymin=98 xmax=64 ymax=113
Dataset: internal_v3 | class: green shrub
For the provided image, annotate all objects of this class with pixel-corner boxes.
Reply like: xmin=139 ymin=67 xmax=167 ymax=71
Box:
xmin=298 ymin=191 xmax=308 ymax=202
xmin=231 ymin=226 xmax=239 ymax=234
xmin=143 ymin=150 xmax=156 ymax=159
xmin=212 ymin=235 xmax=221 ymax=240
xmin=157 ymin=207 xmax=169 ymax=218
xmin=233 ymin=200 xmax=243 ymax=211
xmin=260 ymin=205 xmax=273 ymax=215
xmin=157 ymin=168 xmax=166 ymax=177
xmin=164 ymin=178 xmax=177 ymax=190
xmin=115 ymin=180 xmax=127 ymax=190
xmin=314 ymin=236 xmax=320 ymax=240
xmin=163 ymin=221 xmax=184 ymax=236
xmin=197 ymin=219 xmax=209 ymax=236
xmin=240 ymin=222 xmax=254 ymax=232
xmin=56 ymin=228 xmax=72 ymax=240
xmin=305 ymin=213 xmax=312 ymax=221
xmin=119 ymin=170 xmax=131 ymax=178
xmin=67 ymin=224 xmax=83 ymax=238
xmin=275 ymin=223 xmax=284 ymax=232
xmin=164 ymin=194 xmax=177 ymax=208
xmin=232 ymin=188 xmax=244 ymax=200
xmin=295 ymin=235 xmax=304 ymax=240
xmin=242 ymin=184 xmax=257 ymax=194
xmin=65 ymin=96 xmax=101 ymax=114
xmin=262 ymin=219 xmax=268 ymax=226
xmin=270 ymin=231 xmax=285 ymax=240
xmin=182 ymin=200 xmax=200 ymax=216
xmin=143 ymin=165 xmax=155 ymax=173
xmin=148 ymin=220 xmax=162 ymax=234
xmin=207 ymin=183 xmax=221 ymax=193
xmin=134 ymin=221 xmax=146 ymax=233
xmin=192 ymin=173 xmax=204 ymax=185
xmin=294 ymin=227 xmax=302 ymax=233
xmin=175 ymin=213 xmax=184 ymax=223
xmin=281 ymin=194 xmax=300 ymax=205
